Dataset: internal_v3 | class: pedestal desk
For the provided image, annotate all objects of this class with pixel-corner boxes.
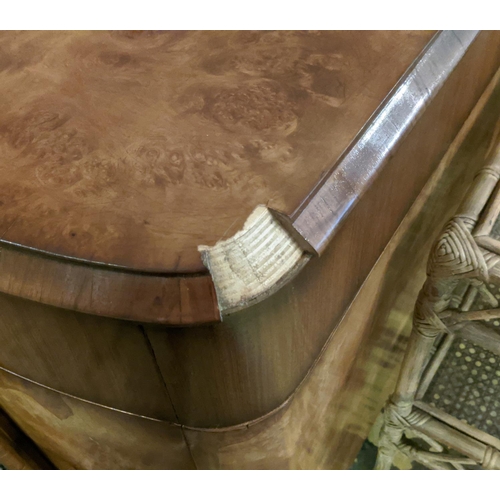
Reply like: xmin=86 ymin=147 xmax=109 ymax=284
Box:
xmin=0 ymin=30 xmax=499 ymax=469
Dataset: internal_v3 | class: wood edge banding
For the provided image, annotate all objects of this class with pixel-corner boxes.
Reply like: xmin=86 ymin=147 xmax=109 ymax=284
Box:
xmin=290 ymin=30 xmax=480 ymax=255
xmin=0 ymin=244 xmax=221 ymax=326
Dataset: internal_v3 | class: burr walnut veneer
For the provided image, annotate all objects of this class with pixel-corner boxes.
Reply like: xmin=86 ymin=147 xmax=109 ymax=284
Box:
xmin=0 ymin=30 xmax=499 ymax=469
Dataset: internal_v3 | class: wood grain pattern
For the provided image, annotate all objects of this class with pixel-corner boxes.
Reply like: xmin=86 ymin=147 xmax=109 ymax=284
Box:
xmin=0 ymin=31 xmax=435 ymax=324
xmin=0 ymin=292 xmax=178 ymax=420
xmin=289 ymin=30 xmax=479 ymax=254
xmin=0 ymin=246 xmax=220 ymax=324
xmin=0 ymin=369 xmax=195 ymax=470
xmin=0 ymin=406 xmax=54 ymax=470
xmin=0 ymin=31 xmax=498 ymax=469
xmin=0 ymin=32 xmax=486 ymax=328
xmin=0 ymin=30 xmax=433 ymax=273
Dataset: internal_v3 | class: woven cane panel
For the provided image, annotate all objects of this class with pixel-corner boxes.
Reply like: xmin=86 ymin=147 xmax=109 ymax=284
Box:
xmin=422 ymin=337 xmax=500 ymax=439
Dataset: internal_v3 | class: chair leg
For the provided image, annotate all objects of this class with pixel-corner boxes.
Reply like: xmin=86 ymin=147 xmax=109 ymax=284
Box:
xmin=374 ymin=431 xmax=398 ymax=469
xmin=374 ymin=447 xmax=394 ymax=470
xmin=374 ymin=402 xmax=408 ymax=470
xmin=375 ymin=289 xmax=445 ymax=469
xmin=375 ymin=215 xmax=488 ymax=469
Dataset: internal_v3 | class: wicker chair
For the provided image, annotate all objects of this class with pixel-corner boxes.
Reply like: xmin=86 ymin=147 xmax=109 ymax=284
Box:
xmin=376 ymin=148 xmax=500 ymax=470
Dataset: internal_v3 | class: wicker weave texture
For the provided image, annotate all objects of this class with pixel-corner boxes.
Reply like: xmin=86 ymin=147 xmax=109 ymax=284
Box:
xmin=423 ymin=336 xmax=500 ymax=438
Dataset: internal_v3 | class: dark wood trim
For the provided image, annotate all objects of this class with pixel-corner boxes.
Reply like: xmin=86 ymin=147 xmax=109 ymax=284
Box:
xmin=0 ymin=244 xmax=220 ymax=325
xmin=288 ymin=31 xmax=481 ymax=254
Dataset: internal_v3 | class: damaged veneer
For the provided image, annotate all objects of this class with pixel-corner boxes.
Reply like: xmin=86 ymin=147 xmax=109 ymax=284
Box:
xmin=199 ymin=205 xmax=312 ymax=315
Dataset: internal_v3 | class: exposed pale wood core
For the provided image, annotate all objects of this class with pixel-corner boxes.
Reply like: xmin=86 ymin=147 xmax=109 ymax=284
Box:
xmin=199 ymin=206 xmax=311 ymax=314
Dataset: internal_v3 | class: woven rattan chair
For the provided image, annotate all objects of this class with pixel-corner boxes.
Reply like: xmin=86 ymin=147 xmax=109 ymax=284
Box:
xmin=376 ymin=148 xmax=500 ymax=470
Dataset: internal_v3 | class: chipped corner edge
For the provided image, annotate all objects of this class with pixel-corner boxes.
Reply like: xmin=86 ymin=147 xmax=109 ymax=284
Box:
xmin=198 ymin=205 xmax=314 ymax=317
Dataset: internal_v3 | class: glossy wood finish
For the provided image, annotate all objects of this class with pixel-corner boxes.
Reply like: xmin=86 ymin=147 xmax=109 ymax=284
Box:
xmin=0 ymin=31 xmax=499 ymax=469
xmin=289 ymin=30 xmax=479 ymax=255
xmin=0 ymin=30 xmax=433 ymax=271
xmin=3 ymin=65 xmax=498 ymax=469
xmin=0 ymin=249 xmax=220 ymax=325
xmin=0 ymin=30 xmax=433 ymax=324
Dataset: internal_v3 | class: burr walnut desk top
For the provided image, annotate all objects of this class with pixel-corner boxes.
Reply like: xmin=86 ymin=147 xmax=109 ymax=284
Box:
xmin=0 ymin=30 xmax=437 ymax=324
xmin=0 ymin=31 xmax=498 ymax=329
xmin=1 ymin=30 xmax=500 ymax=470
